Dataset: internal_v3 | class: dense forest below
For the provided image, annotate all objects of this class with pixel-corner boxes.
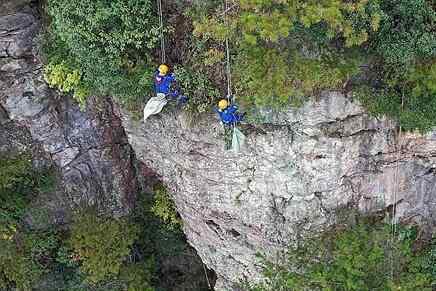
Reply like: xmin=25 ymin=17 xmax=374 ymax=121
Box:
xmin=0 ymin=136 xmax=211 ymax=290
xmin=1 ymin=0 xmax=435 ymax=290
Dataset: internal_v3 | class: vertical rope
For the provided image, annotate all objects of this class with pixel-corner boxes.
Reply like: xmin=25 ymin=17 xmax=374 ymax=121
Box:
xmin=202 ymin=263 xmax=212 ymax=290
xmin=223 ymin=0 xmax=237 ymax=137
xmin=390 ymin=90 xmax=404 ymax=280
xmin=224 ymin=0 xmax=232 ymax=103
xmin=157 ymin=0 xmax=166 ymax=64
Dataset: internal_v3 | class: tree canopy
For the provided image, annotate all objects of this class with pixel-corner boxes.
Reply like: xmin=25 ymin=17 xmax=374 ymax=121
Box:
xmin=44 ymin=0 xmax=436 ymax=130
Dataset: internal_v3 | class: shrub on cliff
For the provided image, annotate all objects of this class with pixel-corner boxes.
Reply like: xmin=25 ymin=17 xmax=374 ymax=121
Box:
xmin=370 ymin=0 xmax=436 ymax=67
xmin=244 ymin=223 xmax=435 ymax=290
xmin=45 ymin=0 xmax=159 ymax=103
xmin=0 ymin=239 xmax=42 ymax=291
xmin=151 ymin=184 xmax=183 ymax=231
xmin=192 ymin=0 xmax=381 ymax=107
xmin=43 ymin=61 xmax=88 ymax=108
xmin=191 ymin=0 xmax=435 ymax=131
xmin=354 ymin=0 xmax=436 ymax=132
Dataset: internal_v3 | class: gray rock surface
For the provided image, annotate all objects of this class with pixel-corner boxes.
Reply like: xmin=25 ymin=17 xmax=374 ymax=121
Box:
xmin=121 ymin=93 xmax=436 ymax=290
xmin=0 ymin=5 xmax=138 ymax=216
xmin=0 ymin=0 xmax=32 ymax=17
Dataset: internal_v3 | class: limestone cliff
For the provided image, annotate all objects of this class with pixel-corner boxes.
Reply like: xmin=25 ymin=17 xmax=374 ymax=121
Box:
xmin=121 ymin=96 xmax=436 ymax=289
xmin=0 ymin=8 xmax=138 ymax=217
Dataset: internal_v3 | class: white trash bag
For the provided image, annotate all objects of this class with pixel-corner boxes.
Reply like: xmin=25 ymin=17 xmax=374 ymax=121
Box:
xmin=143 ymin=93 xmax=168 ymax=122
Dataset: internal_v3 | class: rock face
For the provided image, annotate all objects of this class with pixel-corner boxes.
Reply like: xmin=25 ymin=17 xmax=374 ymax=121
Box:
xmin=121 ymin=95 xmax=436 ymax=290
xmin=0 ymin=0 xmax=32 ymax=17
xmin=0 ymin=5 xmax=138 ymax=216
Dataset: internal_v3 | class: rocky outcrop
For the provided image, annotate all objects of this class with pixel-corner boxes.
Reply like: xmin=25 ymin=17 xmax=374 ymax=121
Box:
xmin=121 ymin=94 xmax=436 ymax=290
xmin=0 ymin=5 xmax=138 ymax=216
xmin=0 ymin=108 xmax=48 ymax=166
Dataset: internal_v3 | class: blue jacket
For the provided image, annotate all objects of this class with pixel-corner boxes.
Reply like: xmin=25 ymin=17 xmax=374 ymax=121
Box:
xmin=214 ymin=104 xmax=243 ymax=124
xmin=154 ymin=71 xmax=176 ymax=94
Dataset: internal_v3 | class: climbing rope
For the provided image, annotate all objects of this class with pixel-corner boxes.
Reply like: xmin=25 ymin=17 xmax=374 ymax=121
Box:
xmin=390 ymin=90 xmax=404 ymax=280
xmin=202 ymin=263 xmax=212 ymax=290
xmin=224 ymin=0 xmax=232 ymax=104
xmin=157 ymin=0 xmax=166 ymax=64
xmin=223 ymin=0 xmax=238 ymax=135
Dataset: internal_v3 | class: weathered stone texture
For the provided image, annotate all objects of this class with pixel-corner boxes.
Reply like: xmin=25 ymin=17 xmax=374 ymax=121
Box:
xmin=0 ymin=6 xmax=138 ymax=216
xmin=121 ymin=93 xmax=436 ymax=290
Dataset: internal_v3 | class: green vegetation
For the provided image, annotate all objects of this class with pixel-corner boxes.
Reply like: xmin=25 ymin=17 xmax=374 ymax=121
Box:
xmin=150 ymin=184 xmax=183 ymax=231
xmin=0 ymin=153 xmax=32 ymax=189
xmin=0 ymin=153 xmax=56 ymax=290
xmin=192 ymin=0 xmax=381 ymax=107
xmin=0 ymin=152 xmax=55 ymax=240
xmin=44 ymin=62 xmax=88 ymax=108
xmin=0 ymin=150 xmax=208 ymax=290
xmin=244 ymin=222 xmax=436 ymax=291
xmin=191 ymin=0 xmax=435 ymax=130
xmin=43 ymin=0 xmax=436 ymax=131
xmin=68 ymin=211 xmax=139 ymax=284
xmin=0 ymin=154 xmax=32 ymax=238
xmin=354 ymin=0 xmax=436 ymax=132
xmin=0 ymin=238 xmax=42 ymax=291
xmin=174 ymin=65 xmax=220 ymax=114
xmin=132 ymin=188 xmax=211 ymax=291
xmin=119 ymin=262 xmax=155 ymax=291
xmin=0 ymin=152 xmax=159 ymax=291
xmin=45 ymin=209 xmax=155 ymax=291
xmin=372 ymin=0 xmax=435 ymax=67
xmin=45 ymin=0 xmax=159 ymax=107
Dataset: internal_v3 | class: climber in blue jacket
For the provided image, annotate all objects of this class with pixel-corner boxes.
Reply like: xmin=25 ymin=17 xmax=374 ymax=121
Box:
xmin=154 ymin=64 xmax=188 ymax=104
xmin=214 ymin=99 xmax=245 ymax=125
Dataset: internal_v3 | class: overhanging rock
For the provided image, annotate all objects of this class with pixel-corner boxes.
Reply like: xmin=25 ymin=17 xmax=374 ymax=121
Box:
xmin=121 ymin=94 xmax=436 ymax=290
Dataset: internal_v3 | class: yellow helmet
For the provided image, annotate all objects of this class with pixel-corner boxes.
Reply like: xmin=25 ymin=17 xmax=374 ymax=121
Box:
xmin=218 ymin=99 xmax=228 ymax=110
xmin=158 ymin=64 xmax=169 ymax=76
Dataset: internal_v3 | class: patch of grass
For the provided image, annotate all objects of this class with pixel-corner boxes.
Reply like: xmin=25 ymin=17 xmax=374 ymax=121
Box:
xmin=150 ymin=184 xmax=183 ymax=231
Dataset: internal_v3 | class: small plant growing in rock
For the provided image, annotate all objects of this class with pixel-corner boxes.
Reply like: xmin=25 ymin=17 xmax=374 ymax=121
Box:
xmin=150 ymin=184 xmax=183 ymax=231
xmin=43 ymin=62 xmax=88 ymax=109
